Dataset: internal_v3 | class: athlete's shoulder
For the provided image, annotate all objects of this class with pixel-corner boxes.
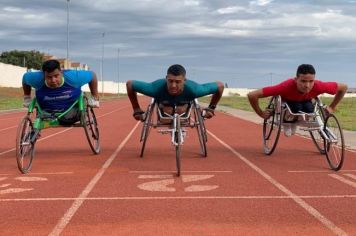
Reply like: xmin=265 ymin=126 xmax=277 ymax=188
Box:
xmin=23 ymin=71 xmax=43 ymax=80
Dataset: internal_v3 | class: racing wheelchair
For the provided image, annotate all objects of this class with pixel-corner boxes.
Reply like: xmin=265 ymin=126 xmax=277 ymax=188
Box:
xmin=139 ymin=98 xmax=208 ymax=176
xmin=15 ymin=93 xmax=100 ymax=174
xmin=262 ymin=95 xmax=345 ymax=171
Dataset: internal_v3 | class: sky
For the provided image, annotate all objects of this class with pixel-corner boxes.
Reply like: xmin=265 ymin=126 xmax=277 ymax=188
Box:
xmin=1 ymin=0 xmax=356 ymax=88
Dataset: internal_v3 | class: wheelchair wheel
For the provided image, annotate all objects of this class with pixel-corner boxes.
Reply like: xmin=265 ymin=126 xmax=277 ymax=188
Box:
xmin=310 ymin=101 xmax=327 ymax=154
xmin=82 ymin=101 xmax=100 ymax=154
xmin=194 ymin=105 xmax=207 ymax=157
xmin=263 ymin=96 xmax=282 ymax=155
xmin=16 ymin=116 xmax=36 ymax=174
xmin=310 ymin=130 xmax=326 ymax=154
xmin=323 ymin=114 xmax=345 ymax=171
xmin=175 ymin=115 xmax=181 ymax=177
xmin=140 ymin=102 xmax=155 ymax=157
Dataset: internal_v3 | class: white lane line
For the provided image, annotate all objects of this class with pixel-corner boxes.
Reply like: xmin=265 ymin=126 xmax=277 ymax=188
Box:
xmin=0 ymin=106 xmax=128 ymax=157
xmin=207 ymin=130 xmax=347 ymax=236
xmin=0 ymin=125 xmax=17 ymax=132
xmin=130 ymin=170 xmax=232 ymax=173
xmin=1 ymin=194 xmax=356 ymax=202
xmin=329 ymin=174 xmax=356 ymax=188
xmin=288 ymin=170 xmax=356 ymax=173
xmin=0 ymin=172 xmax=73 ymax=176
xmin=48 ymin=121 xmax=140 ymax=236
xmin=344 ymin=174 xmax=356 ymax=180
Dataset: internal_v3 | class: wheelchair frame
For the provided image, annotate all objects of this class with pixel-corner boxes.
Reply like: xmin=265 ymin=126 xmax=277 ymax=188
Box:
xmin=262 ymin=95 xmax=345 ymax=171
xmin=139 ymin=98 xmax=208 ymax=176
xmin=15 ymin=92 xmax=100 ymax=174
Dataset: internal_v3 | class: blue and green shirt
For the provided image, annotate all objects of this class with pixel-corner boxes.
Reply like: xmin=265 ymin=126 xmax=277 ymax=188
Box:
xmin=23 ymin=70 xmax=94 ymax=113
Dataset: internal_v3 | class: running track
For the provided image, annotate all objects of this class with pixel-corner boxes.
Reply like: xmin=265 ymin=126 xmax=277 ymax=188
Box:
xmin=0 ymin=98 xmax=356 ymax=236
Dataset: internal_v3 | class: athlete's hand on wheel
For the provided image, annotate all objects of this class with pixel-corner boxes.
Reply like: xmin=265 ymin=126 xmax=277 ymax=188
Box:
xmin=23 ymin=95 xmax=32 ymax=108
xmin=133 ymin=109 xmax=146 ymax=121
xmin=202 ymin=107 xmax=215 ymax=119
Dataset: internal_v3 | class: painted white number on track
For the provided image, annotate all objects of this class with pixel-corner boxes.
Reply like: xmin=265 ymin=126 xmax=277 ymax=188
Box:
xmin=0 ymin=176 xmax=48 ymax=195
xmin=138 ymin=175 xmax=218 ymax=192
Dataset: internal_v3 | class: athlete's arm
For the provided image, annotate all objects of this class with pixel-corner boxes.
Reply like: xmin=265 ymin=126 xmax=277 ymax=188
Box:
xmin=247 ymin=89 xmax=272 ymax=119
xmin=327 ymin=83 xmax=348 ymax=113
xmin=208 ymin=81 xmax=224 ymax=108
xmin=88 ymin=72 xmax=99 ymax=100
xmin=126 ymin=80 xmax=144 ymax=120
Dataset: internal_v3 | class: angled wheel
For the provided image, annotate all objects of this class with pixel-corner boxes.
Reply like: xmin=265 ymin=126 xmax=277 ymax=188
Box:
xmin=175 ymin=115 xmax=181 ymax=177
xmin=140 ymin=102 xmax=155 ymax=157
xmin=194 ymin=104 xmax=207 ymax=157
xmin=310 ymin=130 xmax=326 ymax=154
xmin=263 ymin=96 xmax=282 ymax=155
xmin=323 ymin=114 xmax=344 ymax=171
xmin=82 ymin=98 xmax=100 ymax=154
xmin=310 ymin=102 xmax=327 ymax=154
xmin=16 ymin=116 xmax=36 ymax=174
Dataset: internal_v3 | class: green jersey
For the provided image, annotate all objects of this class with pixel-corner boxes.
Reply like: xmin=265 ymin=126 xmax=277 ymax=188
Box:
xmin=132 ymin=79 xmax=218 ymax=105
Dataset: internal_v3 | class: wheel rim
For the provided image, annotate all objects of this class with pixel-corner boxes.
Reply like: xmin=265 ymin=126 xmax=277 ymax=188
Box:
xmin=324 ymin=114 xmax=344 ymax=171
xmin=195 ymin=107 xmax=207 ymax=157
xmin=16 ymin=117 xmax=35 ymax=173
xmin=83 ymin=106 xmax=100 ymax=154
xmin=263 ymin=96 xmax=282 ymax=155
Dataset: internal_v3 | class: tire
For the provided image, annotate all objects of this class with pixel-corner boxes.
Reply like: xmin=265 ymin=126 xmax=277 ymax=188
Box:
xmin=175 ymin=115 xmax=181 ymax=177
xmin=263 ymin=96 xmax=282 ymax=155
xmin=16 ymin=116 xmax=36 ymax=174
xmin=140 ymin=102 xmax=155 ymax=157
xmin=82 ymin=99 xmax=100 ymax=154
xmin=194 ymin=105 xmax=207 ymax=157
xmin=323 ymin=114 xmax=345 ymax=171
xmin=310 ymin=100 xmax=327 ymax=154
xmin=310 ymin=130 xmax=326 ymax=154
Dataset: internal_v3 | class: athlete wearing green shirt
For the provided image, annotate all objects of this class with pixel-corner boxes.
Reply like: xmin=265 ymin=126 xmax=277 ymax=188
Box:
xmin=126 ymin=64 xmax=224 ymax=121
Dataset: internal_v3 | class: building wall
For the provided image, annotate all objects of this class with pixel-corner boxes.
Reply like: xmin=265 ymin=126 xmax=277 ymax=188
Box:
xmin=1 ymin=63 xmax=355 ymax=97
xmin=0 ymin=62 xmax=26 ymax=87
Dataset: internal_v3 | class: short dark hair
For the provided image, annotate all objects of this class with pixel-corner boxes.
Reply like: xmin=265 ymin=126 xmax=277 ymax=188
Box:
xmin=167 ymin=64 xmax=186 ymax=77
xmin=42 ymin=59 xmax=61 ymax=73
xmin=296 ymin=64 xmax=315 ymax=76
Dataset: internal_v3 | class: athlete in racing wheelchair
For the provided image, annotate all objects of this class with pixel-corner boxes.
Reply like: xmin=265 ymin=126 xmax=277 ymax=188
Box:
xmin=126 ymin=64 xmax=224 ymax=176
xmin=248 ymin=64 xmax=347 ymax=171
xmin=16 ymin=60 xmax=100 ymax=174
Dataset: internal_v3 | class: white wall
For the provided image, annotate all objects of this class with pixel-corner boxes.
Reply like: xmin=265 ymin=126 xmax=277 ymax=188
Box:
xmin=0 ymin=62 xmax=26 ymax=87
xmin=1 ymin=63 xmax=356 ymax=97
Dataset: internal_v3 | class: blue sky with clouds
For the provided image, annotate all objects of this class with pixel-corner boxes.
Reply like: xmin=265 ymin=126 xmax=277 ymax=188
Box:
xmin=1 ymin=0 xmax=356 ymax=88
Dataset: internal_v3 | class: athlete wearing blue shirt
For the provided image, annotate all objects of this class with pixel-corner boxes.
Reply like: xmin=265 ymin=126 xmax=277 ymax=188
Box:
xmin=126 ymin=64 xmax=224 ymax=121
xmin=22 ymin=59 xmax=99 ymax=125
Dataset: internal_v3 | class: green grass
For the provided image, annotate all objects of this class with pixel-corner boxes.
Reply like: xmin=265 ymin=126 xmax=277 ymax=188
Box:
xmin=200 ymin=95 xmax=356 ymax=131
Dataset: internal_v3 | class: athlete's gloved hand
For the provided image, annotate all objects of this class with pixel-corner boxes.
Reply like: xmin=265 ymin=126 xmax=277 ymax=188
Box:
xmin=88 ymin=97 xmax=100 ymax=108
xmin=23 ymin=95 xmax=32 ymax=107
xmin=202 ymin=107 xmax=215 ymax=119
xmin=133 ymin=108 xmax=146 ymax=121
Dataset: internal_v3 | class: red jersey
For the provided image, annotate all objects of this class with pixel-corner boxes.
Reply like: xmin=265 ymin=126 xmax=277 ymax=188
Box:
xmin=262 ymin=78 xmax=337 ymax=102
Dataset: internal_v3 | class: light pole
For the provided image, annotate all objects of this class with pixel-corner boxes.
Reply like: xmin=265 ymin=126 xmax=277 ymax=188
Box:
xmin=66 ymin=0 xmax=70 ymax=66
xmin=117 ymin=48 xmax=120 ymax=95
xmin=100 ymin=32 xmax=105 ymax=97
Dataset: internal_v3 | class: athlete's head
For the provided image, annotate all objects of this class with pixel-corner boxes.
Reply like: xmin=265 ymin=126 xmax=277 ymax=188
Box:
xmin=295 ymin=64 xmax=316 ymax=94
xmin=42 ymin=60 xmax=63 ymax=88
xmin=166 ymin=64 xmax=186 ymax=96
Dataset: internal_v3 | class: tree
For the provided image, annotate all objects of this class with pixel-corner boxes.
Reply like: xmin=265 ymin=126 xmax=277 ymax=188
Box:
xmin=0 ymin=50 xmax=44 ymax=70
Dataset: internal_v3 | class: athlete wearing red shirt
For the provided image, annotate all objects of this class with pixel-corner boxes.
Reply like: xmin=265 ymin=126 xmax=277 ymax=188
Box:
xmin=248 ymin=64 xmax=348 ymax=120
